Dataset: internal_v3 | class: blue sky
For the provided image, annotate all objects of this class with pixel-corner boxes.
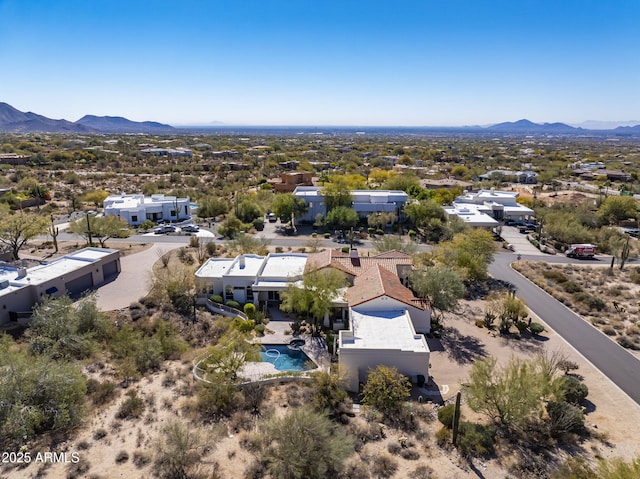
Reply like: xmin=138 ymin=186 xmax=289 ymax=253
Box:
xmin=1 ymin=0 xmax=639 ymax=126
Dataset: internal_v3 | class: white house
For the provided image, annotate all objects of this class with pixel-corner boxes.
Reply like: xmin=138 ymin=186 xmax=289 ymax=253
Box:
xmin=292 ymin=186 xmax=408 ymax=223
xmin=195 ymin=253 xmax=307 ymax=305
xmin=0 ymin=248 xmax=120 ymax=325
xmin=103 ymin=193 xmax=191 ymax=226
xmin=339 ymin=263 xmax=430 ymax=391
xmin=444 ymin=189 xmax=534 ymax=225
xmin=195 ymin=248 xmax=431 ymax=392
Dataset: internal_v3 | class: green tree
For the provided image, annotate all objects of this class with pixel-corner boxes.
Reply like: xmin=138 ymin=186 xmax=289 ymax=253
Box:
xmin=437 ymin=229 xmax=495 ymax=281
xmin=256 ymin=407 xmax=354 ymax=479
xmin=465 ymin=355 xmax=562 ymax=431
xmin=372 ymin=234 xmax=418 ymax=254
xmin=82 ymin=189 xmax=109 ymax=207
xmin=271 ymin=192 xmax=308 ymax=224
xmin=410 ymin=265 xmax=465 ymax=325
xmin=69 ymin=214 xmax=129 ymax=247
xmin=597 ymin=196 xmax=638 ymax=225
xmin=325 ymin=205 xmax=358 ymax=232
xmin=323 ymin=180 xmax=353 ymax=211
xmin=236 ymin=198 xmax=264 ymax=223
xmin=362 ymin=365 xmax=412 ymax=415
xmin=280 ymin=268 xmax=347 ymax=334
xmin=382 ymin=171 xmax=420 ymax=192
xmin=197 ymin=196 xmax=229 ymax=218
xmin=30 ymin=295 xmax=112 ymax=359
xmin=405 ymin=199 xmax=452 ymax=242
xmin=0 ymin=211 xmax=49 ymax=259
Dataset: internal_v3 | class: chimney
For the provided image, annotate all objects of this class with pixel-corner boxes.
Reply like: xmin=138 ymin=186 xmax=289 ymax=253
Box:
xmin=349 ymin=248 xmax=359 ymax=259
xmin=239 ymin=255 xmax=245 ymax=269
xmin=17 ymin=267 xmax=27 ymax=278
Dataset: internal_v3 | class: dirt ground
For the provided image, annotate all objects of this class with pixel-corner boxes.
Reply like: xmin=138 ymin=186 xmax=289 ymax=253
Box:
xmin=4 ymin=292 xmax=639 ymax=479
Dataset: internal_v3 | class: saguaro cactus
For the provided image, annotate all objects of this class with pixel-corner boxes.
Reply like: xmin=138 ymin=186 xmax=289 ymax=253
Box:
xmin=49 ymin=215 xmax=59 ymax=253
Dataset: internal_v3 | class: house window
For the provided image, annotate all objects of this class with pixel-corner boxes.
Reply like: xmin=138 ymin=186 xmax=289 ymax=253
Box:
xmin=131 ymin=215 xmax=138 ymax=222
xmin=225 ymin=285 xmax=234 ymax=300
xmin=170 ymin=210 xmax=176 ymax=217
xmin=246 ymin=286 xmax=254 ymax=301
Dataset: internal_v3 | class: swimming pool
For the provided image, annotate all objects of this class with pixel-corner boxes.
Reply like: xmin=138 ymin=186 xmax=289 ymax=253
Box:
xmin=259 ymin=344 xmax=317 ymax=372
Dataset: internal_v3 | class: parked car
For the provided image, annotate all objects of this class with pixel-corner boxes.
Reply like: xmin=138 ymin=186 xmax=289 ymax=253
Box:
xmin=154 ymin=225 xmax=176 ymax=234
xmin=181 ymin=224 xmax=200 ymax=233
xmin=267 ymin=213 xmax=277 ymax=223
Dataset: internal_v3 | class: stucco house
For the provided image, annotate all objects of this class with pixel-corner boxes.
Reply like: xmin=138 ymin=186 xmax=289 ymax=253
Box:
xmin=0 ymin=248 xmax=120 ymax=325
xmin=103 ymin=193 xmax=191 ymax=226
xmin=444 ymin=189 xmax=534 ymax=226
xmin=195 ymin=248 xmax=430 ymax=392
xmin=292 ymin=186 xmax=408 ymax=224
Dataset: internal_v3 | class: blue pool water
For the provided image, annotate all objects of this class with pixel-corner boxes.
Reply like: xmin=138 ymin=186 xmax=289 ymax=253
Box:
xmin=259 ymin=344 xmax=317 ymax=372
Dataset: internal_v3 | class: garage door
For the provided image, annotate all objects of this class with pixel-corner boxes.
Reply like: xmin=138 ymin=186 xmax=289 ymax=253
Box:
xmin=65 ymin=273 xmax=94 ymax=298
xmin=103 ymin=260 xmax=119 ymax=278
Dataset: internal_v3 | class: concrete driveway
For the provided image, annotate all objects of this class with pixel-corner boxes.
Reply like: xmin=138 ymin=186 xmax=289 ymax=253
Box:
xmin=95 ymin=242 xmax=184 ymax=311
xmin=500 ymin=226 xmax=543 ymax=255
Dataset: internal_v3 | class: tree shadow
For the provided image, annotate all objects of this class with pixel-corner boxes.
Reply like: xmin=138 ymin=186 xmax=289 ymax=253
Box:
xmin=499 ymin=332 xmax=548 ymax=354
xmin=440 ymin=326 xmax=488 ymax=365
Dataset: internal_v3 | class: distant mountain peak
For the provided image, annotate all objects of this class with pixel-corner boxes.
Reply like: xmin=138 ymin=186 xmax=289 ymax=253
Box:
xmin=0 ymin=103 xmax=175 ymax=133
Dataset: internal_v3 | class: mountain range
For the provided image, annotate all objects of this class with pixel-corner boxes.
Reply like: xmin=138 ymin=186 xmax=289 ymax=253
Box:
xmin=1 ymin=102 xmax=639 ymax=136
xmin=0 ymin=102 xmax=175 ymax=134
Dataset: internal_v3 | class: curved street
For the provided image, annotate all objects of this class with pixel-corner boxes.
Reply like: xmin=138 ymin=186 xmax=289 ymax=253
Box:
xmin=490 ymin=252 xmax=640 ymax=405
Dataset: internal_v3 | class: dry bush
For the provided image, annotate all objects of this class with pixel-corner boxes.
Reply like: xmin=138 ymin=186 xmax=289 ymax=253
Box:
xmin=371 ymin=453 xmax=399 ymax=478
xmin=115 ymin=450 xmax=129 ymax=464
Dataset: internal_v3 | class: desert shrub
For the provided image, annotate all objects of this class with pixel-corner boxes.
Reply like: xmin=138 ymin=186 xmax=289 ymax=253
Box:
xmin=617 ymin=335 xmax=640 ymax=350
xmin=243 ymin=303 xmax=256 ymax=320
xmin=410 ymin=464 xmax=436 ymax=479
xmin=542 ymin=270 xmax=568 ymax=283
xmin=437 ymin=404 xmax=455 ymax=429
xmin=387 ymin=442 xmax=402 ymax=455
xmin=483 ymin=311 xmax=496 ymax=329
xmin=115 ymin=450 xmax=129 ymax=464
xmin=87 ymin=379 xmax=118 ymax=406
xmin=371 ymin=453 xmax=398 ymax=478
xmin=559 ymin=376 xmax=589 ymax=405
xmin=557 ymin=359 xmax=579 ymax=374
xmin=225 ymin=300 xmax=241 ymax=309
xmin=232 ymin=317 xmax=255 ymax=333
xmin=257 ymin=407 xmax=354 ymax=479
xmin=457 ymin=421 xmax=496 ymax=457
xmin=562 ymin=280 xmax=583 ymax=293
xmin=629 ymin=268 xmax=640 ymax=284
xmin=93 ymin=428 xmax=108 ymax=440
xmin=400 ymin=448 xmax=421 ymax=460
xmin=474 ymin=319 xmax=484 ymax=328
xmin=188 ymin=236 xmax=200 ymax=248
xmin=435 ymin=426 xmax=450 ymax=447
xmin=254 ymin=324 xmax=265 ymax=335
xmin=210 ymin=294 xmax=223 ymax=304
xmin=603 ymin=325 xmax=617 ymax=336
xmin=132 ymin=450 xmax=152 ymax=468
xmin=529 ymin=322 xmax=545 ymax=335
xmin=574 ymin=292 xmax=606 ymax=311
xmin=362 ymin=365 xmax=411 ymax=415
xmin=116 ymin=390 xmax=146 ymax=420
xmin=547 ymin=401 xmax=584 ymax=436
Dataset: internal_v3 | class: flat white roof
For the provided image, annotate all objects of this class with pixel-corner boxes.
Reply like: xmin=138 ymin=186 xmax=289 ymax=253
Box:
xmin=445 ymin=205 xmax=500 ymax=226
xmin=195 ymin=258 xmax=235 ymax=279
xmin=341 ymin=309 xmax=429 ymax=353
xmin=67 ymin=248 xmax=115 ymax=261
xmin=226 ymin=255 xmax=265 ymax=277
xmin=259 ymin=254 xmax=307 ymax=279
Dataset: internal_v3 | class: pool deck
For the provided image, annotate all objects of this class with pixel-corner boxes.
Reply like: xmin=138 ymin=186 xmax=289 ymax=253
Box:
xmin=241 ymin=317 xmax=331 ymax=381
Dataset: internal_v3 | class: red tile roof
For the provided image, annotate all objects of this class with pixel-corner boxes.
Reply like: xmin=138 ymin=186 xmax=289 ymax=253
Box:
xmin=346 ymin=264 xmax=426 ymax=310
xmin=306 ymin=249 xmax=412 ymax=278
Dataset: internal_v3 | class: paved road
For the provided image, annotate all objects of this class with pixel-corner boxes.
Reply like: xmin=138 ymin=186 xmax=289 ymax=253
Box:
xmin=490 ymin=253 xmax=640 ymax=405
